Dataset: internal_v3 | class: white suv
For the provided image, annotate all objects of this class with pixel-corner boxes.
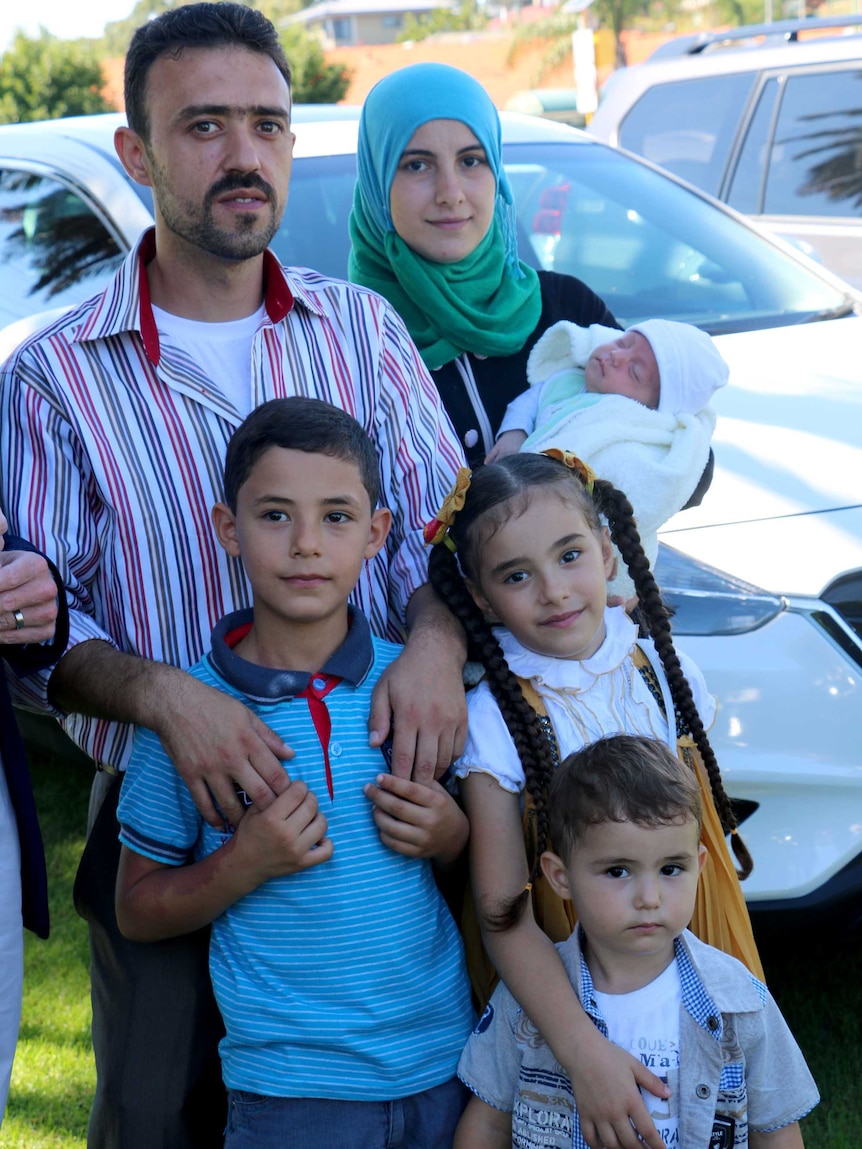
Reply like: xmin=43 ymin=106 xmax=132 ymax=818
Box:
xmin=589 ymin=16 xmax=862 ymax=289
xmin=2 ymin=111 xmax=862 ymax=929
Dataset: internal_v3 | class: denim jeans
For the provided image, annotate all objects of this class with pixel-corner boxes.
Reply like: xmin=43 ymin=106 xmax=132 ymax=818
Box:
xmin=224 ymin=1076 xmax=469 ymax=1148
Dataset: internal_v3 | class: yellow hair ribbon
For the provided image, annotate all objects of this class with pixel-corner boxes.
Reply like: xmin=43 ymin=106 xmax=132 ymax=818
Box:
xmin=541 ymin=448 xmax=597 ymax=495
xmin=423 ymin=468 xmax=472 ymax=550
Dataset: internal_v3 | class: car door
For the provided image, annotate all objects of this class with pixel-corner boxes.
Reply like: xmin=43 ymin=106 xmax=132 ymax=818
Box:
xmin=724 ymin=64 xmax=862 ymax=289
xmin=0 ymin=163 xmax=135 ymax=329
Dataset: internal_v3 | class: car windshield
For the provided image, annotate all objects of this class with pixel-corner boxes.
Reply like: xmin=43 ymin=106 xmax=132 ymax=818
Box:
xmin=276 ymin=140 xmax=852 ymax=333
xmin=1 ymin=126 xmax=852 ymax=336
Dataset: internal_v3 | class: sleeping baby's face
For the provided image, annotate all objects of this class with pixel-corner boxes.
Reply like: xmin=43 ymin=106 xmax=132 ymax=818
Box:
xmin=584 ymin=331 xmax=660 ymax=409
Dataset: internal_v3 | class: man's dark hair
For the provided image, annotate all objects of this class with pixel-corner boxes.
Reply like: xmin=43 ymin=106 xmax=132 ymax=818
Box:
xmin=223 ymin=397 xmax=381 ymax=511
xmin=548 ymin=735 xmax=703 ymax=863
xmin=124 ymin=2 xmax=292 ymax=140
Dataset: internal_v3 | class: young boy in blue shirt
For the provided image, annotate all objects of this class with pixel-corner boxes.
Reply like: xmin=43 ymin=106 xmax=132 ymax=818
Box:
xmin=455 ymin=735 xmax=819 ymax=1149
xmin=115 ymin=397 xmax=473 ymax=1148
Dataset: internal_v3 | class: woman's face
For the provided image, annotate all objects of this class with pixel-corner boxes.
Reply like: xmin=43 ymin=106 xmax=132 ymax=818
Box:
xmin=389 ymin=119 xmax=496 ymax=264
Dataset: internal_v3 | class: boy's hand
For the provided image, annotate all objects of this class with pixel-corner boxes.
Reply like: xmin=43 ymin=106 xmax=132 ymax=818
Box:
xmin=234 ymin=780 xmax=333 ymax=881
xmin=364 ymin=773 xmax=469 ymax=865
xmin=485 ymin=429 xmax=526 ymax=463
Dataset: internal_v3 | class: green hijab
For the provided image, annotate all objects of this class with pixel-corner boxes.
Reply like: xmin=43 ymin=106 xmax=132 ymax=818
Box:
xmin=349 ymin=63 xmax=542 ymax=370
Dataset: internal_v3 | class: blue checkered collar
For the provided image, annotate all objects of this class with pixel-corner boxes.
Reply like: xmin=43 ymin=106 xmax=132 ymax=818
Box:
xmin=207 ymin=606 xmax=374 ymax=703
xmin=559 ymin=927 xmax=728 ymax=1044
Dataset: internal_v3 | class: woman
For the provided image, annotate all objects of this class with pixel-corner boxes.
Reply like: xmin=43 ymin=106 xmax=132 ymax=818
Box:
xmin=348 ymin=62 xmax=619 ymax=467
xmin=0 ymin=510 xmax=68 ymax=1124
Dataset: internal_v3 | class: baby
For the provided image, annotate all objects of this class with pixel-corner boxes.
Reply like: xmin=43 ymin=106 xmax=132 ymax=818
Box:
xmin=491 ymin=319 xmax=729 ymax=598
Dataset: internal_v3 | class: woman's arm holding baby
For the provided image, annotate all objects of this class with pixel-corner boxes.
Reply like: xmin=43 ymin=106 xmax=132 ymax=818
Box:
xmin=116 ymin=780 xmax=332 ymax=941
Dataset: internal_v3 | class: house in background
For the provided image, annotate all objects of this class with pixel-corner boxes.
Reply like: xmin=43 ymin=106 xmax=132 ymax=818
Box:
xmin=287 ymin=0 xmax=455 ymax=47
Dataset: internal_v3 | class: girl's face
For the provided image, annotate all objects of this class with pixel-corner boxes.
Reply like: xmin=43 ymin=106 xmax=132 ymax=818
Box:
xmin=467 ymin=488 xmax=614 ymax=661
xmin=389 ymin=118 xmax=496 ymax=264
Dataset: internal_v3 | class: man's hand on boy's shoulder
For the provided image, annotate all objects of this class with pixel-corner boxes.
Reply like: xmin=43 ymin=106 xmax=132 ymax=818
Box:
xmin=233 ymin=779 xmax=333 ymax=881
xmin=153 ymin=673 xmax=294 ymax=827
xmin=364 ymin=773 xmax=469 ymax=866
xmin=368 ymin=585 xmax=468 ymax=786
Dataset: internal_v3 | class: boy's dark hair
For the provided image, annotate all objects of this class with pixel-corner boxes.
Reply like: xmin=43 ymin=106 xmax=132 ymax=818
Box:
xmin=428 ymin=452 xmax=751 ymax=929
xmin=223 ymin=397 xmax=380 ymax=511
xmin=548 ymin=735 xmax=703 ymax=863
xmin=124 ymin=2 xmax=292 ymax=140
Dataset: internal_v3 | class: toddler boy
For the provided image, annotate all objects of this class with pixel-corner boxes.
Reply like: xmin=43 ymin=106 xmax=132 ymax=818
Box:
xmin=455 ymin=735 xmax=818 ymax=1149
xmin=115 ymin=397 xmax=473 ymax=1148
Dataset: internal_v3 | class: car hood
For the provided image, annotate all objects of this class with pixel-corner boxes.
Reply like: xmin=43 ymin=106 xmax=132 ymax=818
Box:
xmin=659 ymin=316 xmax=862 ymax=596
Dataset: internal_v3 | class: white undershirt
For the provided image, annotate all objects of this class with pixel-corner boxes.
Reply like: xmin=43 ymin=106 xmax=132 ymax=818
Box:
xmin=152 ymin=304 xmax=265 ymax=419
xmin=593 ymin=959 xmax=682 ymax=1147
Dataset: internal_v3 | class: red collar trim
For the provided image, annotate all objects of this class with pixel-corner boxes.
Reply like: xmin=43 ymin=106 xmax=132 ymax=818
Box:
xmin=262 ymin=249 xmax=294 ymax=322
xmin=225 ymin=622 xmax=254 ymax=649
xmin=135 ymin=232 xmax=294 ymax=368
xmin=137 ymin=230 xmax=161 ymax=366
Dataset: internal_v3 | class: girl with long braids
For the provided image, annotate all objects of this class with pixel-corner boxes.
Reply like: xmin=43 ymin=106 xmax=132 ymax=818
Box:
xmin=427 ymin=450 xmax=761 ymax=1149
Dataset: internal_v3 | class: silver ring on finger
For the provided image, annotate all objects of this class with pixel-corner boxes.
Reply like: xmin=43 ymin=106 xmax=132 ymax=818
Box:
xmin=13 ymin=609 xmax=25 ymax=631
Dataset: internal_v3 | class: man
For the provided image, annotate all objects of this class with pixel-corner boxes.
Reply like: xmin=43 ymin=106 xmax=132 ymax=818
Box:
xmin=0 ymin=5 xmax=468 ymax=1146
xmin=0 ymin=511 xmax=68 ymax=1126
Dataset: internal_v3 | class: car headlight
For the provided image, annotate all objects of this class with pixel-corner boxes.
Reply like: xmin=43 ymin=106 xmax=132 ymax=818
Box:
xmin=654 ymin=544 xmax=785 ymax=636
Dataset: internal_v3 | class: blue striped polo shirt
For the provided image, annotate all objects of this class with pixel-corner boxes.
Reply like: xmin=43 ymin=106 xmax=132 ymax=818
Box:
xmin=119 ymin=608 xmax=473 ymax=1099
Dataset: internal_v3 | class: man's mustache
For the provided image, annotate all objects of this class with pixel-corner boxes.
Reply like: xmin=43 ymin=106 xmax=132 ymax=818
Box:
xmin=206 ymin=173 xmax=276 ymax=203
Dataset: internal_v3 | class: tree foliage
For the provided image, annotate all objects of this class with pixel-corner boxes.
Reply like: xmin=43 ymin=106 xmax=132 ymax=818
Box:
xmin=397 ymin=1 xmax=487 ymax=43
xmin=279 ymin=25 xmax=351 ymax=103
xmin=101 ymin=0 xmax=349 ymax=105
xmin=102 ymin=0 xmax=317 ymax=55
xmin=507 ymin=0 xmax=649 ymax=81
xmin=711 ymin=0 xmax=765 ymax=27
xmin=103 ymin=0 xmax=180 ymax=55
xmin=0 ymin=30 xmax=112 ymax=124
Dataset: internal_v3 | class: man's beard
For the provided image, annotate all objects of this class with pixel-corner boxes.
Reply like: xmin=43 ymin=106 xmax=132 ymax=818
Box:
xmin=153 ymin=164 xmax=283 ymax=262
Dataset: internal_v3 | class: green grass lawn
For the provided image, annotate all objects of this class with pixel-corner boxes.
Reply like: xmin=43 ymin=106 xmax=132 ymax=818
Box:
xmin=4 ymin=752 xmax=93 ymax=1148
xmin=4 ymin=748 xmax=861 ymax=1146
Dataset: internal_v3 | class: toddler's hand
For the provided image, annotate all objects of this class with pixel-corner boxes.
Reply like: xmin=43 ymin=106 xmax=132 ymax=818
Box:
xmin=485 ymin=430 xmax=527 ymax=463
xmin=234 ymin=779 xmax=332 ymax=880
xmin=364 ymin=774 xmax=469 ymax=865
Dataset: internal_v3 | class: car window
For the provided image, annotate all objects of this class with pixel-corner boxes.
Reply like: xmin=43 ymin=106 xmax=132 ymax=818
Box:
xmin=616 ymin=73 xmax=755 ymax=196
xmin=762 ymin=67 xmax=862 ymax=217
xmin=498 ymin=141 xmax=847 ymax=331
xmin=280 ymin=140 xmax=848 ymax=333
xmin=270 ymin=153 xmax=358 ymax=280
xmin=726 ymin=77 xmax=780 ymax=214
xmin=0 ymin=166 xmax=125 ymax=329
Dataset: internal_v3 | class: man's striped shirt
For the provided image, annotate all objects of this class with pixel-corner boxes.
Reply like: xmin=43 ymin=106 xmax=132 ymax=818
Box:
xmin=0 ymin=230 xmax=464 ymax=770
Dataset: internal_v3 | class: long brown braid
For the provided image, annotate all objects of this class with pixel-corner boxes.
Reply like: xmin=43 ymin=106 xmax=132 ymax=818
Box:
xmin=428 ymin=540 xmax=559 ymax=927
xmin=426 ymin=454 xmax=751 ymax=929
xmin=593 ymin=478 xmax=753 ymax=878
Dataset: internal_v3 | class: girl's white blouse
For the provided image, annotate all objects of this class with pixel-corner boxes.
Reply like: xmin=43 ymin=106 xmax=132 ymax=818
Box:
xmin=453 ymin=606 xmax=716 ymax=794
